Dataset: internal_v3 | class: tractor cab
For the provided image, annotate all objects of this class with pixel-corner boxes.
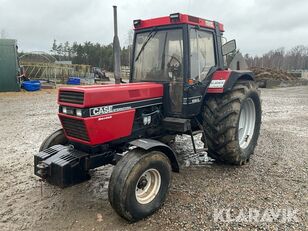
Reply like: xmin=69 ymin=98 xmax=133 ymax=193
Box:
xmin=131 ymin=13 xmax=234 ymax=118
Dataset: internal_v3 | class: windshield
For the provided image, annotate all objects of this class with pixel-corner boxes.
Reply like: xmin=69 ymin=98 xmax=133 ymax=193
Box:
xmin=133 ymin=29 xmax=183 ymax=82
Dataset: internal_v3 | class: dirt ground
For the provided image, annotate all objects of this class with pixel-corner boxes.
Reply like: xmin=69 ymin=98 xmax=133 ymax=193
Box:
xmin=0 ymin=86 xmax=307 ymax=231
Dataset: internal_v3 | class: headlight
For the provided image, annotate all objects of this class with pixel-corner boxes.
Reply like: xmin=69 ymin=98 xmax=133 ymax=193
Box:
xmin=62 ymin=106 xmax=67 ymax=114
xmin=143 ymin=116 xmax=151 ymax=125
xmin=76 ymin=109 xmax=82 ymax=117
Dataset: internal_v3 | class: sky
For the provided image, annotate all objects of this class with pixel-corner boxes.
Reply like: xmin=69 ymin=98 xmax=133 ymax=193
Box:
xmin=0 ymin=0 xmax=307 ymax=56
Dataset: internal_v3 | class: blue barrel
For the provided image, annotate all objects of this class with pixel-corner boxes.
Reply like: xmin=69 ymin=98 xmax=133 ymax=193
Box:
xmin=22 ymin=80 xmax=41 ymax=91
xmin=67 ymin=77 xmax=81 ymax=85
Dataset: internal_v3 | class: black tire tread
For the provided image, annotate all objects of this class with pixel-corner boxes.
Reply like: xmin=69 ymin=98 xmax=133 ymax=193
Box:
xmin=108 ymin=149 xmax=171 ymax=221
xmin=39 ymin=128 xmax=68 ymax=151
xmin=203 ymin=80 xmax=261 ymax=165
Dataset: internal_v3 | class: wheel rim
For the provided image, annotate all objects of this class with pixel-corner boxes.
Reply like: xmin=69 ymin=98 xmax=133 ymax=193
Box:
xmin=238 ymin=98 xmax=256 ymax=149
xmin=135 ymin=168 xmax=161 ymax=204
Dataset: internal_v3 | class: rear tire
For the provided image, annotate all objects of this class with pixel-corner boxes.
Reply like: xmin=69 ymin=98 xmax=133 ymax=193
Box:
xmin=203 ymin=80 xmax=261 ymax=165
xmin=39 ymin=129 xmax=68 ymax=151
xmin=108 ymin=149 xmax=171 ymax=221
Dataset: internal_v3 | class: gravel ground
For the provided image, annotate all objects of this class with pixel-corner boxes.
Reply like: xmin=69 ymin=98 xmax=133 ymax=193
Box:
xmin=0 ymin=86 xmax=307 ymax=231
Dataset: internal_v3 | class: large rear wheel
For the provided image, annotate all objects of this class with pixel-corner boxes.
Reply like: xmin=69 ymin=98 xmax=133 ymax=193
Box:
xmin=203 ymin=80 xmax=261 ymax=165
xmin=108 ymin=149 xmax=171 ymax=221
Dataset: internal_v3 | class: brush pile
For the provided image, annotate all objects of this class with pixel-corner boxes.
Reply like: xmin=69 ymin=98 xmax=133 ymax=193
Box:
xmin=251 ymin=67 xmax=298 ymax=81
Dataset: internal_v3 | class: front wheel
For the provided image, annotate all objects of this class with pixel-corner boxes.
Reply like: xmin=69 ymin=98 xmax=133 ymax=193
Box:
xmin=203 ymin=80 xmax=261 ymax=165
xmin=108 ymin=149 xmax=171 ymax=221
xmin=39 ymin=129 xmax=68 ymax=151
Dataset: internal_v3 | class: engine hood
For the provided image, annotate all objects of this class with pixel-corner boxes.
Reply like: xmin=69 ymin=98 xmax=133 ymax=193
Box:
xmin=58 ymin=82 xmax=163 ymax=108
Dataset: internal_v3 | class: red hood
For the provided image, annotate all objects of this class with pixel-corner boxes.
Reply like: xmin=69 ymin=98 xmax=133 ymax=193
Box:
xmin=58 ymin=82 xmax=163 ymax=108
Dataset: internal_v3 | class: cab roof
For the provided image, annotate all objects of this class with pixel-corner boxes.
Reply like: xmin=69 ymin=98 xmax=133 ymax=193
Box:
xmin=133 ymin=13 xmax=224 ymax=32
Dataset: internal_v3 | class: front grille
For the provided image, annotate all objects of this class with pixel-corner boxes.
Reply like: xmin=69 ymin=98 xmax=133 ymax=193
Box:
xmin=59 ymin=91 xmax=84 ymax=104
xmin=60 ymin=117 xmax=90 ymax=141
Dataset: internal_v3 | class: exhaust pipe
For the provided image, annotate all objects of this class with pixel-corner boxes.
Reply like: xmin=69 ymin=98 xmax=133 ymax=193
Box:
xmin=113 ymin=5 xmax=121 ymax=84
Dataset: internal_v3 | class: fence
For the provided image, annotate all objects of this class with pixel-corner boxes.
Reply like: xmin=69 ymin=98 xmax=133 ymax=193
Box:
xmin=21 ymin=62 xmax=91 ymax=83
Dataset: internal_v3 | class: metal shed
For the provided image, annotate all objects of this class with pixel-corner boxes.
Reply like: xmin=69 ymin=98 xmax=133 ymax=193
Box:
xmin=228 ymin=52 xmax=248 ymax=70
xmin=0 ymin=39 xmax=20 ymax=92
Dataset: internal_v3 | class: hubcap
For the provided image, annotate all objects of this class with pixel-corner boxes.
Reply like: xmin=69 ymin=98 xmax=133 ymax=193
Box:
xmin=238 ymin=98 xmax=256 ymax=149
xmin=135 ymin=169 xmax=161 ymax=204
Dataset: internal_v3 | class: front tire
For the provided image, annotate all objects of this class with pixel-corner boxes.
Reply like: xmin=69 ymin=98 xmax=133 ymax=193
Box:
xmin=108 ymin=149 xmax=171 ymax=221
xmin=203 ymin=80 xmax=261 ymax=165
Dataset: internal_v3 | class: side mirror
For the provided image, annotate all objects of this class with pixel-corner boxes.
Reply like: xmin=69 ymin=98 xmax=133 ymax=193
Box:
xmin=222 ymin=39 xmax=236 ymax=56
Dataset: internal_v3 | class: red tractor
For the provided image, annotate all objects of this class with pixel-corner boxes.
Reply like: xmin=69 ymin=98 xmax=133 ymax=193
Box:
xmin=34 ymin=13 xmax=261 ymax=221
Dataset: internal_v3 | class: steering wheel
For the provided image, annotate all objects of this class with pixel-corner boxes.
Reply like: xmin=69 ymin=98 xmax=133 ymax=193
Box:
xmin=165 ymin=55 xmax=181 ymax=79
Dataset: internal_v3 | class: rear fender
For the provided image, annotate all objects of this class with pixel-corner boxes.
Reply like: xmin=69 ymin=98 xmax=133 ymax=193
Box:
xmin=207 ymin=70 xmax=254 ymax=93
xmin=129 ymin=139 xmax=180 ymax=172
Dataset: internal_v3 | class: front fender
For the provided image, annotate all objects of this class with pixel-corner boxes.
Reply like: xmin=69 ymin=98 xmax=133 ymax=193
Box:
xmin=130 ymin=139 xmax=180 ymax=172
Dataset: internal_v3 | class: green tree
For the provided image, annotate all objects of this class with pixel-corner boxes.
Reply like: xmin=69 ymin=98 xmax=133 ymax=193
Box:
xmin=51 ymin=39 xmax=58 ymax=55
xmin=50 ymin=40 xmax=132 ymax=71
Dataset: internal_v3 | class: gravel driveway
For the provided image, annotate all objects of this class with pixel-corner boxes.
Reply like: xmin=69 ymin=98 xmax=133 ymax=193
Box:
xmin=0 ymin=86 xmax=307 ymax=231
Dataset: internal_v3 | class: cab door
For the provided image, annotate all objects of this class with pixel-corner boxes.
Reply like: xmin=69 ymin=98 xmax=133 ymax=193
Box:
xmin=182 ymin=27 xmax=216 ymax=117
xmin=161 ymin=29 xmax=185 ymax=116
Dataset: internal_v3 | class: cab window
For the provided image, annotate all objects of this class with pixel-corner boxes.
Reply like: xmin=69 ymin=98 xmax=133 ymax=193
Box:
xmin=190 ymin=29 xmax=216 ymax=81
